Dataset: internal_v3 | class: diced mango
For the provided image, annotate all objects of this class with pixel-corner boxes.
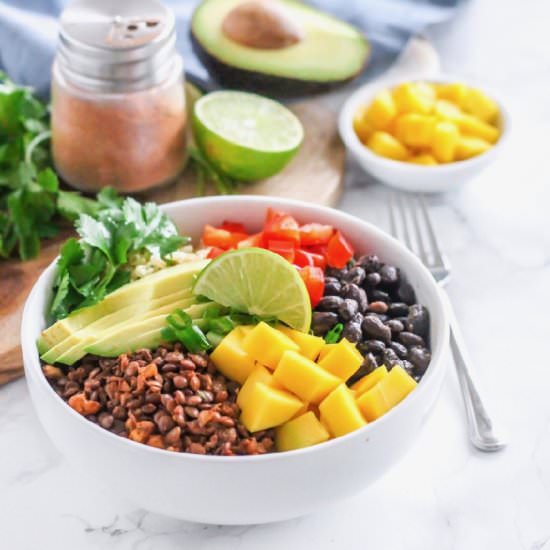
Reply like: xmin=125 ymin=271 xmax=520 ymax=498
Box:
xmin=433 ymin=99 xmax=463 ymax=122
xmin=273 ymin=350 xmax=341 ymax=404
xmin=319 ymin=384 xmax=367 ymax=437
xmin=394 ymin=113 xmax=436 ymax=148
xmin=408 ymin=153 xmax=438 ymax=166
xmin=353 ymin=105 xmax=375 ymax=143
xmin=367 ymin=131 xmax=409 ymax=161
xmin=455 ymin=136 xmax=492 ymax=160
xmin=242 ymin=321 xmax=299 ymax=370
xmin=415 ymin=82 xmax=437 ymax=102
xmin=456 ymin=114 xmax=500 ymax=144
xmin=393 ymin=82 xmax=434 ymax=115
xmin=356 ymin=366 xmax=417 ymax=421
xmin=317 ymin=338 xmax=362 ymax=381
xmin=237 ymin=364 xmax=278 ymax=408
xmin=436 ymin=82 xmax=469 ymax=105
xmin=318 ymin=343 xmax=337 ymax=361
xmin=364 ymin=89 xmax=397 ymax=130
xmin=239 ymin=381 xmax=304 ymax=432
xmin=462 ymin=87 xmax=499 ymax=123
xmin=431 ymin=121 xmax=460 ymax=163
xmin=277 ymin=326 xmax=325 ymax=361
xmin=351 ymin=365 xmax=389 ymax=395
xmin=276 ymin=411 xmax=330 ymax=452
xmin=210 ymin=327 xmax=256 ymax=384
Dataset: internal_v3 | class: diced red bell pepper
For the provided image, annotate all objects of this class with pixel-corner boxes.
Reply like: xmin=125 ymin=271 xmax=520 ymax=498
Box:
xmin=299 ymin=223 xmax=334 ymax=246
xmin=295 ymin=249 xmax=326 ymax=269
xmin=202 ymin=225 xmax=248 ymax=249
xmin=221 ymin=220 xmax=247 ymax=233
xmin=267 ymin=239 xmax=296 ymax=263
xmin=264 ymin=208 xmax=300 ymax=245
xmin=237 ymin=231 xmax=264 ymax=249
xmin=207 ymin=246 xmax=225 ymax=259
xmin=326 ymin=231 xmax=354 ymax=268
xmin=299 ymin=266 xmax=325 ymax=308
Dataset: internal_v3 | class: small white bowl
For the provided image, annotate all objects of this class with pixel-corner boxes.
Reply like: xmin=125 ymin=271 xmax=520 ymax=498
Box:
xmin=339 ymin=75 xmax=510 ymax=193
xmin=22 ymin=196 xmax=450 ymax=525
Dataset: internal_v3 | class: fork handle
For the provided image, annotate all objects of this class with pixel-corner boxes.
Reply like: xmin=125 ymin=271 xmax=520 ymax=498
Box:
xmin=445 ymin=297 xmax=508 ymax=452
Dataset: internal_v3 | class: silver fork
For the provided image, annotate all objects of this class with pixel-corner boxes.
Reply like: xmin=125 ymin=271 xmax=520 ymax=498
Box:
xmin=388 ymin=192 xmax=507 ymax=452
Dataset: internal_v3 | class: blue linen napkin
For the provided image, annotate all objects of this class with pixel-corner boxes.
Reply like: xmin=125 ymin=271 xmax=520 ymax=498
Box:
xmin=0 ymin=0 xmax=461 ymax=97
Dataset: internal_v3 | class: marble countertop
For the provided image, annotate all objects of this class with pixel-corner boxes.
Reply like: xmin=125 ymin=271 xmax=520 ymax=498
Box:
xmin=2 ymin=1 xmax=549 ymax=548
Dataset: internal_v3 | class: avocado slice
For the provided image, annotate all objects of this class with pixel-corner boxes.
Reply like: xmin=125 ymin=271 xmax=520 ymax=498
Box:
xmin=191 ymin=0 xmax=370 ymax=96
xmin=85 ymin=303 xmax=211 ymax=358
xmin=38 ymin=260 xmax=209 ymax=354
xmin=49 ymin=293 xmax=200 ymax=366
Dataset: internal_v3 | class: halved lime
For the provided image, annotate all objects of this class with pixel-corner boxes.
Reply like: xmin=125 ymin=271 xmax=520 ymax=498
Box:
xmin=192 ymin=90 xmax=304 ymax=181
xmin=193 ymin=248 xmax=311 ymax=332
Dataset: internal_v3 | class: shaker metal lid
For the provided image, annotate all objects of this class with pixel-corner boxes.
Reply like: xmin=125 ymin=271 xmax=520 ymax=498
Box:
xmin=57 ymin=0 xmax=179 ymax=92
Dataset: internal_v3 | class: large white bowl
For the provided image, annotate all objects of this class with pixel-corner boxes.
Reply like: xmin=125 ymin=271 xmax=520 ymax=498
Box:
xmin=339 ymin=74 xmax=510 ymax=193
xmin=22 ymin=196 xmax=450 ymax=525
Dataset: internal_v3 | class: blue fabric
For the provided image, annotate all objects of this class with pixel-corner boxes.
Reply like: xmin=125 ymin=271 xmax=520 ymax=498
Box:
xmin=0 ymin=0 xmax=461 ymax=97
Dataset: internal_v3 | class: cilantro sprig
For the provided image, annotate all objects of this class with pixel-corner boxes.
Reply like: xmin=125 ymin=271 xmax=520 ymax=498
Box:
xmin=162 ymin=309 xmax=212 ymax=353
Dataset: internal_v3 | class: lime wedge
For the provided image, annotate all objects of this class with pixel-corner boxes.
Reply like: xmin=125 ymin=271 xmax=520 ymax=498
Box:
xmin=192 ymin=90 xmax=304 ymax=181
xmin=193 ymin=248 xmax=311 ymax=332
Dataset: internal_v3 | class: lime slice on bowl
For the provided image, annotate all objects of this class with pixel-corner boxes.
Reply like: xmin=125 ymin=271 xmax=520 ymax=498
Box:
xmin=192 ymin=90 xmax=304 ymax=181
xmin=193 ymin=248 xmax=311 ymax=332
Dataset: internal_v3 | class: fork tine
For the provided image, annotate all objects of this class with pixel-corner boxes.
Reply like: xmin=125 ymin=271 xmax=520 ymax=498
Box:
xmin=418 ymin=195 xmax=445 ymax=266
xmin=409 ymin=194 xmax=429 ymax=264
xmin=388 ymin=192 xmax=399 ymax=238
xmin=396 ymin=193 xmax=414 ymax=251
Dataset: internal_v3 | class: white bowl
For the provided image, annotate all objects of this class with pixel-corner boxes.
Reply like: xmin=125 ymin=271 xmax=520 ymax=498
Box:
xmin=339 ymin=75 xmax=510 ymax=193
xmin=22 ymin=196 xmax=450 ymax=525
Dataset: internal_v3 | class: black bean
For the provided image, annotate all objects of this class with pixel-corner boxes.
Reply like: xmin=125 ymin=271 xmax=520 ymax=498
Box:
xmin=388 ymin=302 xmax=409 ymax=317
xmin=364 ymin=353 xmax=378 ymax=373
xmin=380 ymin=265 xmax=400 ymax=286
xmin=342 ymin=322 xmax=362 ymax=343
xmin=383 ymin=348 xmax=402 ymax=368
xmin=357 ymin=254 xmax=380 ymax=273
xmin=324 ymin=281 xmax=342 ymax=296
xmin=408 ymin=346 xmax=431 ymax=373
xmin=317 ymin=295 xmax=344 ymax=312
xmin=326 ymin=266 xmax=346 ymax=279
xmin=368 ymin=301 xmax=388 ymax=314
xmin=365 ymin=339 xmax=386 ymax=354
xmin=387 ymin=319 xmax=404 ymax=333
xmin=324 ymin=276 xmax=339 ymax=285
xmin=406 ymin=305 xmax=430 ymax=337
xmin=362 ymin=316 xmax=391 ymax=343
xmin=370 ymin=289 xmax=390 ymax=303
xmin=338 ymin=299 xmax=359 ymax=321
xmin=390 ymin=341 xmax=408 ymax=358
xmin=399 ymin=331 xmax=425 ymax=347
xmin=343 ymin=266 xmax=366 ymax=286
xmin=351 ymin=312 xmax=364 ymax=325
xmin=397 ymin=281 xmax=416 ymax=305
xmin=343 ymin=283 xmax=368 ymax=312
xmin=401 ymin=360 xmax=416 ymax=377
xmin=366 ymin=272 xmax=382 ymax=287
xmin=312 ymin=312 xmax=339 ymax=335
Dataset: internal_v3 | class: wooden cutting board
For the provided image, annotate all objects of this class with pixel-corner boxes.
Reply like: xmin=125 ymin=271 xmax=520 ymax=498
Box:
xmin=0 ymin=99 xmax=345 ymax=385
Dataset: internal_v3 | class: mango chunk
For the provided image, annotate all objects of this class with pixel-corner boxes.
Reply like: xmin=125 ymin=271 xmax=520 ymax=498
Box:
xmin=356 ymin=365 xmax=417 ymax=421
xmin=415 ymin=82 xmax=437 ymax=102
xmin=462 ymin=88 xmax=499 ymax=123
xmin=239 ymin=381 xmax=304 ymax=432
xmin=408 ymin=153 xmax=438 ymax=166
xmin=353 ymin=105 xmax=375 ymax=143
xmin=455 ymin=136 xmax=492 ymax=160
xmin=319 ymin=384 xmax=367 ymax=437
xmin=456 ymin=114 xmax=500 ymax=144
xmin=431 ymin=121 xmax=460 ymax=163
xmin=274 ymin=350 xmax=341 ymax=404
xmin=210 ymin=327 xmax=256 ymax=384
xmin=351 ymin=365 xmax=389 ymax=395
xmin=242 ymin=321 xmax=299 ymax=370
xmin=317 ymin=338 xmax=362 ymax=381
xmin=237 ymin=364 xmax=279 ymax=408
xmin=364 ymin=89 xmax=397 ymax=130
xmin=277 ymin=326 xmax=325 ymax=361
xmin=276 ymin=411 xmax=330 ymax=452
xmin=436 ymin=82 xmax=469 ymax=105
xmin=393 ymin=82 xmax=434 ymax=115
xmin=367 ymin=131 xmax=408 ymax=161
xmin=433 ymin=99 xmax=463 ymax=122
xmin=394 ymin=113 xmax=436 ymax=148
xmin=318 ymin=343 xmax=337 ymax=361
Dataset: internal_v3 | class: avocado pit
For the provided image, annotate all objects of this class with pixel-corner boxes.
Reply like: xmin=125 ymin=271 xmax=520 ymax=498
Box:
xmin=222 ymin=1 xmax=304 ymax=50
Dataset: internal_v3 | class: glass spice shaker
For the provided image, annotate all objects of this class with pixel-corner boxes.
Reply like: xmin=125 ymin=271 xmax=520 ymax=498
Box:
xmin=51 ymin=0 xmax=187 ymax=193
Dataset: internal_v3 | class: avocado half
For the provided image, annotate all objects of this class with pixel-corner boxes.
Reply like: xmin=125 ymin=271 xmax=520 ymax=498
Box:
xmin=191 ymin=0 xmax=370 ymax=97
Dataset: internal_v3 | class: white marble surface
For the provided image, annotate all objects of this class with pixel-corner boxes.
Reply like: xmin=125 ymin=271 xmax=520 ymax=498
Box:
xmin=2 ymin=1 xmax=550 ymax=548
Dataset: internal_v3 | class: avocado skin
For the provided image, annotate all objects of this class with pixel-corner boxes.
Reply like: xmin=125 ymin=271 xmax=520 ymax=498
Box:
xmin=190 ymin=31 xmax=370 ymax=98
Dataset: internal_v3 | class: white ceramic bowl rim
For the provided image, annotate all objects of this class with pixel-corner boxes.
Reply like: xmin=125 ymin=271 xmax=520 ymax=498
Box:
xmin=339 ymin=72 xmax=510 ymax=172
xmin=23 ymin=196 xmax=450 ymax=463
